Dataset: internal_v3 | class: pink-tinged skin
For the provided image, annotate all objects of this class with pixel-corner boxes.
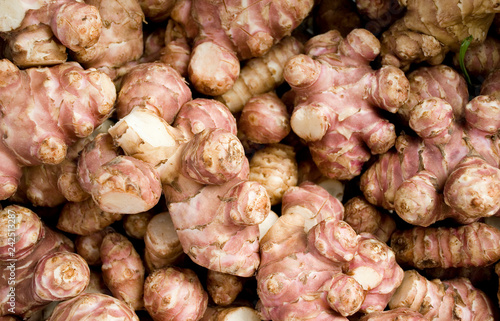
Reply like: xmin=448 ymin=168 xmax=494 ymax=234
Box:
xmin=160 ymin=20 xmax=191 ymax=77
xmin=57 ymin=198 xmax=122 ymax=236
xmin=172 ymin=0 xmax=314 ymax=96
xmin=347 ymin=234 xmax=404 ymax=313
xmin=343 ymin=196 xmax=396 ymax=243
xmin=73 ymin=0 xmax=144 ymax=70
xmin=390 ymin=222 xmax=500 ymax=269
xmin=116 ymin=63 xmax=192 ymax=122
xmin=0 ymin=140 xmax=23 ymax=200
xmin=48 ymin=293 xmax=139 ymax=321
xmin=90 ymin=156 xmax=163 ymax=214
xmin=140 ymin=28 xmax=166 ymax=64
xmin=77 ymin=133 xmax=120 ymax=194
xmin=326 ymin=273 xmax=365 ymax=317
xmin=389 ymin=270 xmax=496 ymax=320
xmin=206 ymin=270 xmax=244 ymax=306
xmin=443 ymin=156 xmax=500 ymax=218
xmin=257 ymin=213 xmax=358 ymax=320
xmin=238 ymin=92 xmax=291 ymax=144
xmin=285 ymin=29 xmax=409 ymax=180
xmin=32 ymin=252 xmax=90 ymax=301
xmin=400 ymin=64 xmax=469 ymax=121
xmin=169 ymin=178 xmax=270 ymax=276
xmin=281 ymin=181 xmax=345 ymax=227
xmin=0 ymin=59 xmax=116 ymax=167
xmin=174 ymin=99 xmax=237 ymax=138
xmin=455 ymin=37 xmax=500 ymax=78
xmin=0 ymin=206 xmax=75 ymax=317
xmin=143 ymin=267 xmax=208 ymax=321
xmin=358 ymin=307 xmax=426 ymax=321
xmin=144 ymin=212 xmax=184 ymax=271
xmin=100 ymin=232 xmax=145 ymax=310
xmin=75 ymin=227 xmax=115 ymax=266
xmin=361 ymin=96 xmax=500 ymax=224
xmin=123 ymin=211 xmax=153 ymax=239
xmin=248 ymin=144 xmax=299 ymax=206
xmin=181 ymin=128 xmax=245 ymax=185
xmin=2 ymin=0 xmax=102 ymax=67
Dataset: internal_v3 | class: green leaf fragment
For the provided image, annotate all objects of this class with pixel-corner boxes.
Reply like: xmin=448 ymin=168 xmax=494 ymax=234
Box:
xmin=459 ymin=36 xmax=473 ymax=85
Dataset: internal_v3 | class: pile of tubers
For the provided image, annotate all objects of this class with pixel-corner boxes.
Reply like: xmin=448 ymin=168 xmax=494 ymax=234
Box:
xmin=3 ymin=0 xmax=500 ymax=320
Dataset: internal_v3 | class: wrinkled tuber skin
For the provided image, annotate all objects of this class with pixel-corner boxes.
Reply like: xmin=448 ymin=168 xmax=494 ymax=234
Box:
xmin=216 ymin=36 xmax=303 ymax=113
xmin=343 ymin=196 xmax=396 ymax=243
xmin=238 ymin=92 xmax=291 ymax=145
xmin=0 ymin=0 xmax=102 ymax=67
xmin=0 ymin=206 xmax=75 ymax=317
xmin=390 ymin=222 xmax=500 ymax=270
xmin=284 ymin=29 xmax=409 ymax=181
xmin=57 ymin=197 xmax=122 ymax=236
xmin=73 ymin=0 xmax=144 ymax=72
xmin=248 ymin=143 xmax=298 ymax=205
xmin=169 ymin=177 xmax=271 ymax=277
xmin=256 ymin=182 xmax=403 ymax=320
xmin=379 ymin=0 xmax=500 ymax=70
xmin=358 ymin=307 xmax=426 ymax=321
xmin=0 ymin=59 xmax=115 ymax=200
xmin=389 ymin=270 xmax=496 ymax=320
xmin=206 ymin=270 xmax=244 ymax=306
xmin=201 ymin=306 xmax=261 ymax=321
xmin=100 ymin=232 xmax=145 ymax=310
xmin=171 ymin=0 xmax=313 ymax=96
xmin=144 ymin=211 xmax=184 ymax=271
xmin=143 ymin=267 xmax=208 ymax=321
xmin=115 ymin=62 xmax=192 ymax=122
xmin=362 ymin=95 xmax=500 ymax=226
xmin=48 ymin=293 xmax=139 ymax=321
xmin=399 ymin=64 xmax=469 ymax=122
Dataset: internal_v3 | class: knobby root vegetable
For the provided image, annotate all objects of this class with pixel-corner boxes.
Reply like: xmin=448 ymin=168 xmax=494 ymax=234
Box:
xmin=160 ymin=20 xmax=191 ymax=77
xmin=143 ymin=267 xmax=208 ymax=321
xmin=143 ymin=211 xmax=184 ymax=271
xmin=256 ymin=182 xmax=403 ymax=320
xmin=388 ymin=269 xmax=496 ymax=320
xmin=284 ymin=29 xmax=409 ymax=180
xmin=57 ymin=198 xmax=122 ymax=235
xmin=0 ymin=0 xmax=102 ymax=67
xmin=379 ymin=0 xmax=500 ymax=70
xmin=358 ymin=307 xmax=426 ymax=321
xmin=0 ymin=205 xmax=83 ymax=318
xmin=170 ymin=0 xmax=313 ymax=96
xmin=139 ymin=0 xmax=177 ymax=22
xmin=237 ymin=92 xmax=291 ymax=145
xmin=343 ymin=196 xmax=396 ymax=243
xmin=0 ymin=59 xmax=115 ymax=201
xmin=100 ymin=232 xmax=145 ymax=310
xmin=72 ymin=0 xmax=144 ymax=73
xmin=453 ymin=36 xmax=500 ymax=79
xmin=398 ymin=64 xmax=469 ymax=122
xmin=216 ymin=36 xmax=303 ymax=113
xmin=390 ymin=222 xmax=500 ymax=269
xmin=206 ymin=270 xmax=244 ymax=306
xmin=48 ymin=293 xmax=139 ymax=321
xmin=361 ymin=94 xmax=500 ymax=226
xmin=248 ymin=143 xmax=298 ymax=206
